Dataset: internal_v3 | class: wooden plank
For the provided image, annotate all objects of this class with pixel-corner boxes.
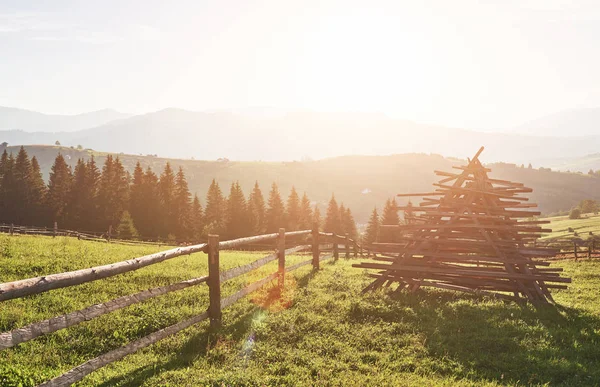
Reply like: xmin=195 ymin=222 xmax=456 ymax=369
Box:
xmin=0 ymin=243 xmax=208 ymax=302
xmin=38 ymin=310 xmax=209 ymax=387
xmin=0 ymin=275 xmax=208 ymax=350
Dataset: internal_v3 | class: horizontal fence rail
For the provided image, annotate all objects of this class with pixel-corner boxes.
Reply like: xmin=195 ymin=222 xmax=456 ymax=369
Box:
xmin=0 ymin=226 xmax=363 ymax=387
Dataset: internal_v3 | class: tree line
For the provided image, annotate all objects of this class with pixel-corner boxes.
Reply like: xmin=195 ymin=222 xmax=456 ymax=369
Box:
xmin=0 ymin=147 xmax=358 ymax=242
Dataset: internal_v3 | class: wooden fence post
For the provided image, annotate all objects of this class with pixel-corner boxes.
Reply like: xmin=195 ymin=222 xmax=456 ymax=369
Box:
xmin=354 ymin=241 xmax=358 ymax=258
xmin=588 ymin=239 xmax=593 ymax=259
xmin=312 ymin=223 xmax=320 ymax=270
xmin=207 ymin=234 xmax=221 ymax=329
xmin=107 ymin=225 xmax=112 ymax=242
xmin=9 ymin=224 xmax=13 ymax=236
xmin=333 ymin=236 xmax=339 ymax=261
xmin=592 ymin=239 xmax=595 ymax=259
xmin=345 ymin=233 xmax=350 ymax=258
xmin=53 ymin=222 xmax=57 ymax=238
xmin=278 ymin=228 xmax=286 ymax=289
xmin=574 ymin=241 xmax=578 ymax=261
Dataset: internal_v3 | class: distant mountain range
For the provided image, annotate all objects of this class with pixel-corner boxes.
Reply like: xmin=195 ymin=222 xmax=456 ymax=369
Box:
xmin=2 ymin=106 xmax=600 ymax=170
xmin=0 ymin=106 xmax=130 ymax=132
xmin=513 ymin=107 xmax=600 ymax=137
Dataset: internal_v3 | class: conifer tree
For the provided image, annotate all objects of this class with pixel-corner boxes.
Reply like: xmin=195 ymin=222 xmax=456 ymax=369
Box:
xmin=324 ymin=194 xmax=341 ymax=234
xmin=379 ymin=198 xmax=400 ymax=242
xmin=29 ymin=156 xmax=47 ymax=224
xmin=266 ymin=183 xmax=285 ymax=232
xmin=141 ymin=167 xmax=161 ymax=239
xmin=82 ymin=156 xmax=100 ymax=230
xmin=116 ymin=210 xmax=138 ymax=240
xmin=363 ymin=207 xmax=380 ymax=245
xmin=342 ymin=207 xmax=358 ymax=240
xmin=298 ymin=193 xmax=313 ymax=230
xmin=338 ymin=203 xmax=346 ymax=234
xmin=225 ymin=181 xmax=247 ymax=238
xmin=65 ymin=158 xmax=88 ymax=229
xmin=286 ymin=186 xmax=300 ymax=231
xmin=158 ymin=162 xmax=176 ymax=237
xmin=204 ymin=179 xmax=225 ymax=235
xmin=97 ymin=156 xmax=129 ymax=231
xmin=190 ymin=194 xmax=204 ymax=242
xmin=13 ymin=147 xmax=32 ymax=224
xmin=0 ymin=150 xmax=9 ymax=223
xmin=173 ymin=167 xmax=192 ymax=241
xmin=46 ymin=153 xmax=72 ymax=225
xmin=247 ymin=181 xmax=266 ymax=234
xmin=129 ymin=162 xmax=145 ymax=232
xmin=313 ymin=205 xmax=322 ymax=230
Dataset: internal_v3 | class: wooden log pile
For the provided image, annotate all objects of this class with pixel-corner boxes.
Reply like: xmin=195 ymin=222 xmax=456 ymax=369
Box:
xmin=353 ymin=147 xmax=570 ymax=304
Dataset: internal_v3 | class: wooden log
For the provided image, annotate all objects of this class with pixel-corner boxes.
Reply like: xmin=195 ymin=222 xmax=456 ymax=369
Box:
xmin=286 ymin=258 xmax=313 ymax=272
xmin=0 ymin=243 xmax=207 ymax=302
xmin=312 ymin=224 xmax=320 ymax=270
xmin=333 ymin=237 xmax=339 ymax=261
xmin=0 ymin=275 xmax=208 ymax=350
xmin=38 ymin=310 xmax=209 ymax=387
xmin=53 ymin=222 xmax=57 ymax=238
xmin=345 ymin=233 xmax=350 ymax=258
xmin=278 ymin=228 xmax=285 ymax=288
xmin=207 ymin=235 xmax=221 ymax=329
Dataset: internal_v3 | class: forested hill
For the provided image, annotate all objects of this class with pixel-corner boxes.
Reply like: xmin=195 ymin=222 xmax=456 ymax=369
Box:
xmin=4 ymin=144 xmax=600 ymax=223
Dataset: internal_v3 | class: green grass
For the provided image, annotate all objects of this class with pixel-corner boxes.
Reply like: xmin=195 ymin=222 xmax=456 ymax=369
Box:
xmin=539 ymin=213 xmax=600 ymax=240
xmin=1 ymin=235 xmax=600 ymax=386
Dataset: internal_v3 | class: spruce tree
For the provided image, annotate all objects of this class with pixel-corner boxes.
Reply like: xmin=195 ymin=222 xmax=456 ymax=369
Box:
xmin=190 ymin=194 xmax=204 ymax=242
xmin=116 ymin=210 xmax=138 ymax=240
xmin=266 ymin=183 xmax=285 ymax=232
xmin=363 ymin=207 xmax=380 ymax=245
xmin=46 ymin=153 xmax=72 ymax=225
xmin=313 ymin=205 xmax=322 ymax=231
xmin=298 ymin=193 xmax=313 ymax=230
xmin=158 ymin=162 xmax=176 ymax=237
xmin=225 ymin=181 xmax=247 ymax=238
xmin=338 ymin=203 xmax=346 ymax=234
xmin=247 ymin=181 xmax=266 ymax=234
xmin=173 ymin=167 xmax=192 ymax=241
xmin=29 ymin=156 xmax=47 ymax=225
xmin=342 ymin=207 xmax=358 ymax=240
xmin=13 ymin=147 xmax=32 ymax=224
xmin=141 ymin=167 xmax=161 ymax=239
xmin=380 ymin=198 xmax=400 ymax=242
xmin=324 ymin=194 xmax=341 ymax=234
xmin=129 ymin=162 xmax=145 ymax=233
xmin=97 ymin=156 xmax=129 ymax=232
xmin=204 ymin=179 xmax=225 ymax=235
xmin=286 ymin=186 xmax=300 ymax=231
xmin=82 ymin=156 xmax=100 ymax=231
xmin=0 ymin=153 xmax=16 ymax=224
xmin=65 ymin=158 xmax=88 ymax=229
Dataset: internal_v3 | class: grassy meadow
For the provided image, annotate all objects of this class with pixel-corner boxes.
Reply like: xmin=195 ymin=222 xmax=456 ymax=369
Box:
xmin=1 ymin=235 xmax=600 ymax=386
xmin=539 ymin=213 xmax=600 ymax=240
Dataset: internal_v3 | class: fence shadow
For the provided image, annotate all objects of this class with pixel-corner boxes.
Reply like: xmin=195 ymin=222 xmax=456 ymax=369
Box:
xmin=96 ymin=269 xmax=320 ymax=387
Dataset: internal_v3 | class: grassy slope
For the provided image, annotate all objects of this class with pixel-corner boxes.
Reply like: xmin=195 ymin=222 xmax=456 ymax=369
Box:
xmin=539 ymin=214 xmax=600 ymax=240
xmin=1 ymin=235 xmax=600 ymax=386
xmin=7 ymin=145 xmax=600 ymax=223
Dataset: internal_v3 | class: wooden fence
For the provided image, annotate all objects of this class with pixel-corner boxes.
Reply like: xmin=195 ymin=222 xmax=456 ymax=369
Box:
xmin=0 ymin=226 xmax=361 ymax=387
xmin=536 ymin=238 xmax=598 ymax=260
xmin=0 ymin=222 xmax=166 ymax=247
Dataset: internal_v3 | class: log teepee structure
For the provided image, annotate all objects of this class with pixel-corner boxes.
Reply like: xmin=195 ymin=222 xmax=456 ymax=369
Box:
xmin=354 ymin=147 xmax=570 ymax=304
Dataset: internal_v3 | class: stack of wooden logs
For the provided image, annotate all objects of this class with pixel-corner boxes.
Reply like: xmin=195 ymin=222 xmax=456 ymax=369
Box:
xmin=354 ymin=147 xmax=570 ymax=304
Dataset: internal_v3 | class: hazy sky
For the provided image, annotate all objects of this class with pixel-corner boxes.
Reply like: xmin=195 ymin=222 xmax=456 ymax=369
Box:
xmin=1 ymin=0 xmax=599 ymax=130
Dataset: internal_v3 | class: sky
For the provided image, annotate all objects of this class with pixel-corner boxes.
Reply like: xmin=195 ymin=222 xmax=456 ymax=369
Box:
xmin=1 ymin=0 xmax=599 ymax=130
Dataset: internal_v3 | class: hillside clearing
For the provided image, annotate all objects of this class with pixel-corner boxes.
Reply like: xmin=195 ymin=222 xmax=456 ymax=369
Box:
xmin=539 ymin=213 xmax=600 ymax=240
xmin=1 ymin=235 xmax=599 ymax=386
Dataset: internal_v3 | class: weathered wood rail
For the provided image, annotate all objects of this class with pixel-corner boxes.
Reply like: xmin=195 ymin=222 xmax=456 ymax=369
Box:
xmin=0 ymin=226 xmax=360 ymax=387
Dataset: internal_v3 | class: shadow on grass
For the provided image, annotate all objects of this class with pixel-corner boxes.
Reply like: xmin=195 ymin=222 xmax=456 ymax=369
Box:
xmin=351 ymin=288 xmax=600 ymax=386
xmin=96 ymin=269 xmax=321 ymax=387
